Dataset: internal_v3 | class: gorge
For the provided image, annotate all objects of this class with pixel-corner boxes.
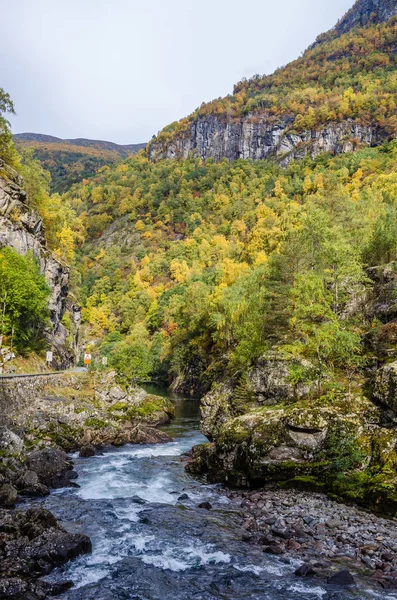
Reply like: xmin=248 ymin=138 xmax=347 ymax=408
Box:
xmin=3 ymin=0 xmax=397 ymax=597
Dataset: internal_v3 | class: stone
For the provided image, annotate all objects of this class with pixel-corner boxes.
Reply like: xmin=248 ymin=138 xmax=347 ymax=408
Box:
xmin=372 ymin=361 xmax=397 ymax=413
xmin=15 ymin=470 xmax=50 ymax=496
xmin=327 ymin=570 xmax=355 ymax=586
xmin=198 ymin=502 xmax=212 ymax=510
xmin=0 ymin=427 xmax=24 ymax=455
xmin=26 ymin=447 xmax=74 ymax=488
xmin=0 ymin=483 xmax=18 ymax=507
xmin=295 ymin=563 xmax=316 ymax=577
xmin=79 ymin=445 xmax=96 ymax=458
xmin=263 ymin=543 xmax=284 ymax=555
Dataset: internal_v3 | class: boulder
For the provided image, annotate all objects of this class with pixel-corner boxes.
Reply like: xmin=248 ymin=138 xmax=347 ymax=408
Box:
xmin=0 ymin=427 xmax=24 ymax=456
xmin=295 ymin=563 xmax=316 ymax=577
xmin=132 ymin=426 xmax=172 ymax=445
xmin=0 ymin=483 xmax=18 ymax=507
xmin=79 ymin=444 xmax=96 ymax=458
xmin=0 ymin=506 xmax=91 ymax=598
xmin=15 ymin=470 xmax=50 ymax=496
xmin=26 ymin=448 xmax=75 ymax=488
xmin=327 ymin=570 xmax=355 ymax=586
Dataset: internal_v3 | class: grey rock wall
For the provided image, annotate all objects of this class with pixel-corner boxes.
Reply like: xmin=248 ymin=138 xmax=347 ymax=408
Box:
xmin=148 ymin=116 xmax=381 ymax=165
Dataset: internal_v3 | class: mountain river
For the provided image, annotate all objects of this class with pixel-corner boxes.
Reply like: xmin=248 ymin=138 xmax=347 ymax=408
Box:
xmin=23 ymin=387 xmax=396 ymax=600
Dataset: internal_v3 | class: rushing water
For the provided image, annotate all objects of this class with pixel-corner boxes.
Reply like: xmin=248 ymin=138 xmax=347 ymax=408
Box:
xmin=27 ymin=388 xmax=395 ymax=600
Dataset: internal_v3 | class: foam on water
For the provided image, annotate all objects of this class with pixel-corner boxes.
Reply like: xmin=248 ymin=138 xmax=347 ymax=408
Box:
xmin=141 ymin=542 xmax=231 ymax=572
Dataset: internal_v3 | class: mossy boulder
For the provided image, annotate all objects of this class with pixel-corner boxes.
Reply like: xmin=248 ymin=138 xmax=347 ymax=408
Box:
xmin=189 ymin=392 xmax=397 ymax=515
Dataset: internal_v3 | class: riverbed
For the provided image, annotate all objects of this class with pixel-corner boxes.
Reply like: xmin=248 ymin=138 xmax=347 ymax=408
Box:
xmin=24 ymin=390 xmax=395 ymax=599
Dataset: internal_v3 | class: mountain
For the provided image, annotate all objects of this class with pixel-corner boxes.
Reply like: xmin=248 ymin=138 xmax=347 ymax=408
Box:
xmin=14 ymin=133 xmax=146 ymax=155
xmin=148 ymin=0 xmax=397 ymax=163
xmin=14 ymin=134 xmax=146 ymax=193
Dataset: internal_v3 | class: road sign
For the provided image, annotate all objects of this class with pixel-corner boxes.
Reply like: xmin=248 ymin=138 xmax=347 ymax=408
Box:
xmin=46 ymin=351 xmax=53 ymax=364
xmin=102 ymin=356 xmax=108 ymax=366
xmin=84 ymin=353 xmax=92 ymax=365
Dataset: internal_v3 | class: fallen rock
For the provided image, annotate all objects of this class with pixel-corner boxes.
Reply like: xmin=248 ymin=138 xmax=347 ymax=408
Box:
xmin=132 ymin=426 xmax=172 ymax=445
xmin=327 ymin=570 xmax=355 ymax=586
xmin=0 ymin=506 xmax=91 ymax=598
xmin=15 ymin=470 xmax=50 ymax=497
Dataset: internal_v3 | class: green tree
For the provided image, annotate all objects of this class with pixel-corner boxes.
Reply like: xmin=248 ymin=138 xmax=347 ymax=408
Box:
xmin=0 ymin=248 xmax=50 ymax=352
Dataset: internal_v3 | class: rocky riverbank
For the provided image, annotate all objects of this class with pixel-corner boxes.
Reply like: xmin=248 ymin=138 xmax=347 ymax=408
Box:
xmin=228 ymin=487 xmax=397 ymax=593
xmin=0 ymin=506 xmax=91 ymax=599
xmin=0 ymin=371 xmax=178 ymax=598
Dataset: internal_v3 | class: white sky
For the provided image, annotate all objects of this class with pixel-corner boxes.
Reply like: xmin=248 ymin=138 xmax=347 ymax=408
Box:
xmin=0 ymin=0 xmax=354 ymax=144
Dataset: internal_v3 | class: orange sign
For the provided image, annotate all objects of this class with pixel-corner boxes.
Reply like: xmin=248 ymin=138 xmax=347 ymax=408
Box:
xmin=84 ymin=353 xmax=92 ymax=365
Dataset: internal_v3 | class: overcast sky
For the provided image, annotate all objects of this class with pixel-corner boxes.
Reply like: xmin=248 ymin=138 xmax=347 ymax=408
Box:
xmin=1 ymin=0 xmax=354 ymax=144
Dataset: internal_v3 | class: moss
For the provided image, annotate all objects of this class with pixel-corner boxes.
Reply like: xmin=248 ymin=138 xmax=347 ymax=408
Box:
xmin=84 ymin=417 xmax=107 ymax=429
xmin=125 ymin=396 xmax=174 ymax=420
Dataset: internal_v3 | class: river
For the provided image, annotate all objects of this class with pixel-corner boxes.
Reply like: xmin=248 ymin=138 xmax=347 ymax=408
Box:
xmin=28 ymin=388 xmax=391 ymax=599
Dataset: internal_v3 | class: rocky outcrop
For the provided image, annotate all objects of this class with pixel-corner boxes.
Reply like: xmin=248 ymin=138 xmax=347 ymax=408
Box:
xmin=200 ymin=351 xmax=311 ymax=441
xmin=148 ymin=116 xmax=380 ymax=166
xmin=188 ymin=393 xmax=397 ymax=514
xmin=333 ymin=0 xmax=397 ymax=37
xmin=0 ymin=506 xmax=91 ymax=599
xmin=0 ymin=371 xmax=174 ymax=451
xmin=0 ymin=160 xmax=75 ymax=367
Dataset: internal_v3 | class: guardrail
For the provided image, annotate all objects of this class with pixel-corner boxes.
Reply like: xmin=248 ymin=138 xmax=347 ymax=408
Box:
xmin=0 ymin=370 xmax=69 ymax=381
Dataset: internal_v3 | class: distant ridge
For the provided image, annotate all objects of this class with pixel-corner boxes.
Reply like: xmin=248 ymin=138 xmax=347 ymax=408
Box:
xmin=14 ymin=133 xmax=146 ymax=155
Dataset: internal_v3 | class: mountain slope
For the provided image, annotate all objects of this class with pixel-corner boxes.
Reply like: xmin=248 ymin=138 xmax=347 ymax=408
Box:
xmin=148 ymin=0 xmax=397 ymax=163
xmin=14 ymin=133 xmax=146 ymax=155
xmin=14 ymin=134 xmax=146 ymax=193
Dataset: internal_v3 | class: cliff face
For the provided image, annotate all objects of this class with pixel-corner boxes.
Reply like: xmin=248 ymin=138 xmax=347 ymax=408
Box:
xmin=148 ymin=116 xmax=381 ymax=164
xmin=0 ymin=160 xmax=74 ymax=366
xmin=334 ymin=0 xmax=397 ymax=36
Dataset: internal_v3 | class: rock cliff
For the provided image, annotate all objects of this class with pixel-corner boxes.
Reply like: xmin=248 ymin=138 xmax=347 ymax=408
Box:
xmin=0 ymin=159 xmax=75 ymax=366
xmin=148 ymin=116 xmax=381 ymax=165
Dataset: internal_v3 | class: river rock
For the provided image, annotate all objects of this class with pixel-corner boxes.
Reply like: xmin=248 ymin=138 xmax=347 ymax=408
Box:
xmin=26 ymin=448 xmax=75 ymax=488
xmin=0 ymin=506 xmax=91 ymax=598
xmin=295 ymin=563 xmax=316 ymax=577
xmin=327 ymin=570 xmax=355 ymax=586
xmin=15 ymin=470 xmax=49 ymax=496
xmin=0 ymin=483 xmax=18 ymax=506
xmin=132 ymin=426 xmax=172 ymax=444
xmin=79 ymin=445 xmax=96 ymax=457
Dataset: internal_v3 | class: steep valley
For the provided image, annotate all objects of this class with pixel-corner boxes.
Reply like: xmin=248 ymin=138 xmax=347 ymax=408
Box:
xmin=3 ymin=0 xmax=397 ymax=597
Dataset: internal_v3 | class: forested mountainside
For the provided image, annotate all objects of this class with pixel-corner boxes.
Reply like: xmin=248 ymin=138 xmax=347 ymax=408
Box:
xmin=14 ymin=134 xmax=146 ymax=194
xmin=148 ymin=0 xmax=397 ymax=163
xmin=50 ymin=0 xmax=397 ymax=511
